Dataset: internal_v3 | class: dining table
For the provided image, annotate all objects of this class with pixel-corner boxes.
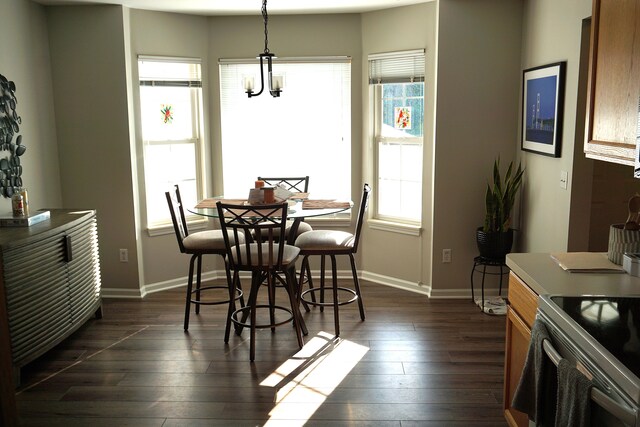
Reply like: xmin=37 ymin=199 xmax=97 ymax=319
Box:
xmin=188 ymin=196 xmax=353 ymax=244
xmin=188 ymin=195 xmax=353 ymax=339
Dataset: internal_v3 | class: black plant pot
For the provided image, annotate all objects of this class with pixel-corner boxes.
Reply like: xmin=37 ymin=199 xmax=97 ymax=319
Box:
xmin=476 ymin=227 xmax=514 ymax=260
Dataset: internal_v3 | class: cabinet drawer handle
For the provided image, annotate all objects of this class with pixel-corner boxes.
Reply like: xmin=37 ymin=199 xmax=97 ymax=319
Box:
xmin=63 ymin=235 xmax=73 ymax=263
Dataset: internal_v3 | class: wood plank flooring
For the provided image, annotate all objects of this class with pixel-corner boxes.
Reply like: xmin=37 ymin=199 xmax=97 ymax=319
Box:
xmin=15 ymin=280 xmax=508 ymax=426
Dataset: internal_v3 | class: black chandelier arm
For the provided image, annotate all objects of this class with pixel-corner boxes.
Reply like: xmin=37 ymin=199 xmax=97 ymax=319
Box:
xmin=247 ymin=55 xmax=267 ymax=98
xmin=262 ymin=0 xmax=269 ymax=54
xmin=246 ymin=0 xmax=281 ymax=98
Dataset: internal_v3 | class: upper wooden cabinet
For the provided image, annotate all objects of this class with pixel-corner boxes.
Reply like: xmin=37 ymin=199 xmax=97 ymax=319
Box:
xmin=584 ymin=0 xmax=640 ymax=166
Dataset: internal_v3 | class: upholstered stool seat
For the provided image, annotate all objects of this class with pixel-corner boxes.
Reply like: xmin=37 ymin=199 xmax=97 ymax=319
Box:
xmin=183 ymin=230 xmax=225 ymax=251
xmin=230 ymin=242 xmax=300 ymax=266
xmin=295 ymin=230 xmax=355 ymax=251
xmin=286 ymin=220 xmax=313 ymax=239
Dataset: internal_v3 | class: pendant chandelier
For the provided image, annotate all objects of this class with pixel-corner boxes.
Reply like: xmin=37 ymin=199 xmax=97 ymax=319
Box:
xmin=244 ymin=0 xmax=283 ymax=98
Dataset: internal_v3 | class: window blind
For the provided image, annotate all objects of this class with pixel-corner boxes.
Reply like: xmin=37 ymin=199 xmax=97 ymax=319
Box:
xmin=138 ymin=56 xmax=202 ymax=87
xmin=368 ymin=49 xmax=425 ymax=84
xmin=218 ymin=59 xmax=351 ymax=200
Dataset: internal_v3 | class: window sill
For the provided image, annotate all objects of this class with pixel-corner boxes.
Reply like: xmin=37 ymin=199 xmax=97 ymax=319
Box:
xmin=147 ymin=217 xmax=209 ymax=237
xmin=368 ymin=219 xmax=422 ymax=236
xmin=306 ymin=214 xmax=351 ymax=228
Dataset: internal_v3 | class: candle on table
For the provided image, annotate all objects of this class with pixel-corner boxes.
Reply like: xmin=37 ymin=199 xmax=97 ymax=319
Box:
xmin=263 ymin=187 xmax=275 ymax=203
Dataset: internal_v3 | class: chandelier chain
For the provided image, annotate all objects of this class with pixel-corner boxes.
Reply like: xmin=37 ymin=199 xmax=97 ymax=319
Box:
xmin=262 ymin=0 xmax=269 ymax=54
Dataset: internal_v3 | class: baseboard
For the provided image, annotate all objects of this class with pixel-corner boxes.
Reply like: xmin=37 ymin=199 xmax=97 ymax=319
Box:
xmin=101 ymin=287 xmax=146 ymax=299
xmin=360 ymin=271 xmax=430 ymax=295
xmin=101 ymin=271 xmax=220 ymax=299
xmin=103 ymin=269 xmax=496 ymax=299
xmin=428 ymin=286 xmax=505 ymax=299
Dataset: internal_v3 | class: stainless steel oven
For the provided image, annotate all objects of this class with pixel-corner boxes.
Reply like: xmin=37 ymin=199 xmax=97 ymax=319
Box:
xmin=538 ymin=295 xmax=640 ymax=426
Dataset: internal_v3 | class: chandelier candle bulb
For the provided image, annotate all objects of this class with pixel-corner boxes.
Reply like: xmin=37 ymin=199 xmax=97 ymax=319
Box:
xmin=243 ymin=76 xmax=254 ymax=92
xmin=272 ymin=75 xmax=283 ymax=90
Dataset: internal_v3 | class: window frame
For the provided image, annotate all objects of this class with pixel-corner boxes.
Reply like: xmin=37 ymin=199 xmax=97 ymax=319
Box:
xmin=368 ymin=49 xmax=425 ymax=227
xmin=372 ymin=82 xmax=424 ymax=225
xmin=137 ymin=56 xmax=207 ymax=233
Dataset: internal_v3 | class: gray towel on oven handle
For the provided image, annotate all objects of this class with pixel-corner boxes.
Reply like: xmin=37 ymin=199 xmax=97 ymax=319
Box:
xmin=555 ymin=358 xmax=593 ymax=427
xmin=512 ymin=318 xmax=553 ymax=425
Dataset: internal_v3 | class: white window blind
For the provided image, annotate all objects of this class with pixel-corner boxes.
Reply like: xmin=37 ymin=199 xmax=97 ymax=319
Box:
xmin=219 ymin=58 xmax=351 ymax=200
xmin=368 ymin=49 xmax=425 ymax=84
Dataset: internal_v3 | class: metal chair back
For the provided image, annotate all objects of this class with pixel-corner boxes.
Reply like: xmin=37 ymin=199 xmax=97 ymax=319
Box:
xmin=165 ymin=184 xmax=189 ymax=253
xmin=216 ymin=202 xmax=289 ymax=271
xmin=352 ymin=183 xmax=372 ymax=254
xmin=257 ymin=176 xmax=310 ymax=192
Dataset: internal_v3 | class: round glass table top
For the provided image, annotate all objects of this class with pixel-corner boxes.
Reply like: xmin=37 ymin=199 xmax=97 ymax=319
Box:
xmin=187 ymin=198 xmax=352 ymax=219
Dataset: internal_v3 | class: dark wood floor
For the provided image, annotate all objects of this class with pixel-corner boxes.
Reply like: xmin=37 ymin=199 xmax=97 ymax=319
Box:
xmin=15 ymin=280 xmax=508 ymax=426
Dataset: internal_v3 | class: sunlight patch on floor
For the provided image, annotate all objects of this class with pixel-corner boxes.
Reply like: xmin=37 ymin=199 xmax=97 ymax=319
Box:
xmin=261 ymin=331 xmax=369 ymax=425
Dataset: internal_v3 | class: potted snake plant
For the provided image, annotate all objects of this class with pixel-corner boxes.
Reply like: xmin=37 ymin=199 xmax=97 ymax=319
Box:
xmin=476 ymin=157 xmax=524 ymax=259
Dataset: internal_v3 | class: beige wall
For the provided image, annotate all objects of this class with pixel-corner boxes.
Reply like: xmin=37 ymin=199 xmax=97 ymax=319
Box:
xmin=519 ymin=0 xmax=592 ymax=252
xmin=360 ymin=3 xmax=437 ymax=292
xmin=0 ymin=0 xmax=62 ymax=213
xmin=430 ymin=0 xmax=523 ymax=297
xmin=47 ymin=5 xmax=141 ymax=293
xmin=126 ymin=11 xmax=364 ymax=290
xmin=5 ymin=0 xmax=616 ymax=299
xmin=129 ymin=10 xmax=213 ymax=290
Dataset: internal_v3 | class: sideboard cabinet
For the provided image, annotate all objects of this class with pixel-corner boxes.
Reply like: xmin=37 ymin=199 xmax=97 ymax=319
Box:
xmin=0 ymin=209 xmax=102 ymax=387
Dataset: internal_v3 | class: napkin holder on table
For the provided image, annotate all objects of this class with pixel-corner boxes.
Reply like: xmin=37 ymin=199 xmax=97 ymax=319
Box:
xmin=248 ymin=188 xmax=263 ymax=205
xmin=274 ymin=184 xmax=294 ymax=202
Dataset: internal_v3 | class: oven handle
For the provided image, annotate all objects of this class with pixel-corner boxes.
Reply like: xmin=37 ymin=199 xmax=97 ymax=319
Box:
xmin=542 ymin=339 xmax=637 ymax=426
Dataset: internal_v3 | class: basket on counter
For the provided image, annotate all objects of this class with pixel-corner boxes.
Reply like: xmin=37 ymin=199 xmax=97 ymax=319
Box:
xmin=608 ymin=224 xmax=640 ymax=265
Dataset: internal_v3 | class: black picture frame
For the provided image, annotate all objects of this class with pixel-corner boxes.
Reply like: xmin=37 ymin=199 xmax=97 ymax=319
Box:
xmin=521 ymin=61 xmax=566 ymax=157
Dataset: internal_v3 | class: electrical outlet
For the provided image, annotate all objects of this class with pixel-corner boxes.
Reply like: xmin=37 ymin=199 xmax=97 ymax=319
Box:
xmin=442 ymin=249 xmax=452 ymax=263
xmin=119 ymin=249 xmax=128 ymax=262
xmin=560 ymin=170 xmax=568 ymax=190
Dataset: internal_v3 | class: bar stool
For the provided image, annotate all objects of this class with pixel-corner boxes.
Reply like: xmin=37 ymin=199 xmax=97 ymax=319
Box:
xmin=216 ymin=201 xmax=305 ymax=361
xmin=165 ymin=185 xmax=244 ymax=333
xmin=470 ymin=255 xmax=509 ymax=313
xmin=296 ymin=184 xmax=371 ymax=337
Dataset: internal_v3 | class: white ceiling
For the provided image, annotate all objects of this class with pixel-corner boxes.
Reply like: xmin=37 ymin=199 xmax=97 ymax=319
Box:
xmin=31 ymin=0 xmax=433 ymax=15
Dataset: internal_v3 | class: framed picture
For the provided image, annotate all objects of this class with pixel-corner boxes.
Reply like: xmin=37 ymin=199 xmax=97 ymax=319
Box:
xmin=521 ymin=62 xmax=566 ymax=157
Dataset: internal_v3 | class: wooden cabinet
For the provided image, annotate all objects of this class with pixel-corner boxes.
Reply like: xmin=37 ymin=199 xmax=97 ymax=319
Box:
xmin=0 ymin=210 xmax=102 ymax=387
xmin=503 ymin=271 xmax=538 ymax=427
xmin=584 ymin=0 xmax=640 ymax=165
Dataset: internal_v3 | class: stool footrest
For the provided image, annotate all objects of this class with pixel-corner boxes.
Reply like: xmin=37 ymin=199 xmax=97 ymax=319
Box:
xmin=231 ymin=304 xmax=294 ymax=331
xmin=301 ymin=287 xmax=358 ymax=307
xmin=190 ymin=285 xmax=243 ymax=306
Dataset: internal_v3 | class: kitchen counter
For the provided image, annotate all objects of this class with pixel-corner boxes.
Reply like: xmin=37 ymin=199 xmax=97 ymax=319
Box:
xmin=506 ymin=252 xmax=640 ymax=297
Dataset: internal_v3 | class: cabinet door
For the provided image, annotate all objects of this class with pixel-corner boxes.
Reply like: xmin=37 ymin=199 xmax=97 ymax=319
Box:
xmin=65 ymin=214 xmax=101 ymax=323
xmin=504 ymin=306 xmax=531 ymax=427
xmin=3 ymin=231 xmax=70 ymax=367
xmin=584 ymin=0 xmax=640 ymax=165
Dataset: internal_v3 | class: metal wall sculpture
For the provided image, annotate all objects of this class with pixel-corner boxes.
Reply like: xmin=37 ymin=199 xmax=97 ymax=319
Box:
xmin=0 ymin=73 xmax=25 ymax=198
